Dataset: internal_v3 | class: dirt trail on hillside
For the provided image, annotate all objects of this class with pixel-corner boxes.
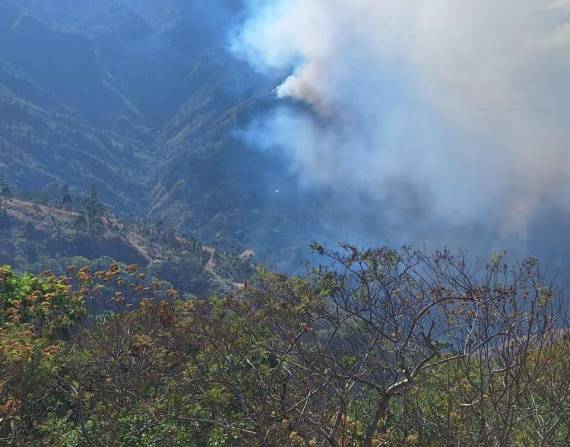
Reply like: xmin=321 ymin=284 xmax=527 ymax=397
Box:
xmin=5 ymin=199 xmax=75 ymax=228
xmin=203 ymin=246 xmax=216 ymax=274
xmin=202 ymin=246 xmax=244 ymax=289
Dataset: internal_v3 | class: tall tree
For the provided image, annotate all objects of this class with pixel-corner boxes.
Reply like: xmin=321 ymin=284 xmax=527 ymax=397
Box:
xmin=60 ymin=184 xmax=73 ymax=210
xmin=83 ymin=184 xmax=106 ymax=227
xmin=0 ymin=175 xmax=11 ymax=200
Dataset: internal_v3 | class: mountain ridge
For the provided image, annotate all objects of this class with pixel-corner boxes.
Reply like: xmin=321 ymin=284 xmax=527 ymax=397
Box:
xmin=0 ymin=0 xmax=327 ymax=271
xmin=0 ymin=196 xmax=254 ymax=296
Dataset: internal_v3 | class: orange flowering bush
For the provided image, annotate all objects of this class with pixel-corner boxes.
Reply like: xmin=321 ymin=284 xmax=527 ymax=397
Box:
xmin=0 ymin=266 xmax=85 ymax=338
xmin=0 ymin=266 xmax=86 ymax=442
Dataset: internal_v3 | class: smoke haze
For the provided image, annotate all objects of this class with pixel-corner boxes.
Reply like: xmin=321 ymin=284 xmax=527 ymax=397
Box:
xmin=232 ymin=0 xmax=570 ymax=258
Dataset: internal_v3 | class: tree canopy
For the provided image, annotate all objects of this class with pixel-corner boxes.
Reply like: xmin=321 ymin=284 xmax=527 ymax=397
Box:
xmin=1 ymin=246 xmax=569 ymax=446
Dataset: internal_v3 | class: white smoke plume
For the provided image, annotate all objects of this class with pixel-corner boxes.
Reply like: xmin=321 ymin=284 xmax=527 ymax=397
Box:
xmin=233 ymin=0 xmax=570 ymax=250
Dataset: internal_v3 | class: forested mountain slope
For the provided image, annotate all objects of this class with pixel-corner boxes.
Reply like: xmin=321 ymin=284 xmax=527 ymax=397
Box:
xmin=0 ymin=195 xmax=254 ymax=296
xmin=0 ymin=0 xmax=313 ymax=265
xmin=0 ymin=74 xmax=151 ymax=211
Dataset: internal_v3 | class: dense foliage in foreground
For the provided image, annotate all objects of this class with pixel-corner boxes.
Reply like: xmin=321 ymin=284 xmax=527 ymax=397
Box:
xmin=1 ymin=246 xmax=570 ymax=446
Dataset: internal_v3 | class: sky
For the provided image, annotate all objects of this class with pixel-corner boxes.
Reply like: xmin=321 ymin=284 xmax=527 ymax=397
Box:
xmin=231 ymin=0 xmax=570 ymax=260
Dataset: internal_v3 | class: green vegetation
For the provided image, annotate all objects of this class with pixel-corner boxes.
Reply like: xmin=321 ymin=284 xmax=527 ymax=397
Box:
xmin=2 ymin=2 xmax=569 ymax=444
xmin=2 ymin=246 xmax=569 ymax=446
xmin=0 ymin=191 xmax=255 ymax=298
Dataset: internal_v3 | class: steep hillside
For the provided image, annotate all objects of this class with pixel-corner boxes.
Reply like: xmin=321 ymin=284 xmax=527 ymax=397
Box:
xmin=0 ymin=0 xmax=266 ymax=205
xmin=0 ymin=0 xmax=149 ymax=132
xmin=0 ymin=198 xmax=254 ymax=296
xmin=0 ymin=72 xmax=151 ymax=212
xmin=0 ymin=0 xmax=153 ymax=212
xmin=9 ymin=0 xmax=184 ymax=35
xmin=5 ymin=0 xmax=247 ymax=123
xmin=0 ymin=0 xmax=328 ymax=270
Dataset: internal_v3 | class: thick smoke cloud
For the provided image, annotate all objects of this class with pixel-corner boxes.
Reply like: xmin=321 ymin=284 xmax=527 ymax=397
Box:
xmin=233 ymin=0 xmax=570 ymax=257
